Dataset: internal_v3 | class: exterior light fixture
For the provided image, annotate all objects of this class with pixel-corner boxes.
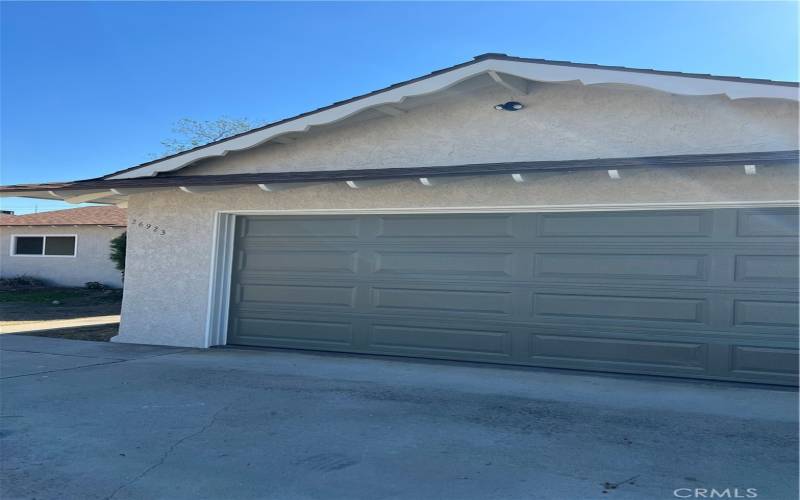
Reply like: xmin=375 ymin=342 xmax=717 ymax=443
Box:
xmin=494 ymin=101 xmax=524 ymax=111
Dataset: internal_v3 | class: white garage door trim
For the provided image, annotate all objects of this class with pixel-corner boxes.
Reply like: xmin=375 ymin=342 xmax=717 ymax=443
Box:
xmin=203 ymin=199 xmax=798 ymax=348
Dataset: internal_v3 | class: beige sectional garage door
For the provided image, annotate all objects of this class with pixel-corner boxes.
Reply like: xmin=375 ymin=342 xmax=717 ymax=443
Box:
xmin=226 ymin=208 xmax=799 ymax=385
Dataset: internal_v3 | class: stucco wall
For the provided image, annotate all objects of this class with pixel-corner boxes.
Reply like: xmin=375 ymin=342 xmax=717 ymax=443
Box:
xmin=114 ymin=164 xmax=799 ymax=347
xmin=178 ymin=83 xmax=798 ymax=176
xmin=0 ymin=226 xmax=125 ymax=288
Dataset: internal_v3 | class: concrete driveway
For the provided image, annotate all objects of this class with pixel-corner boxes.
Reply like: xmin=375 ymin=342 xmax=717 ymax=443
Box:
xmin=1 ymin=336 xmax=797 ymax=500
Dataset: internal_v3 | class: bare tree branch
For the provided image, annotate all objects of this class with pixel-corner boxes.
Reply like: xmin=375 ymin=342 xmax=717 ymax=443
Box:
xmin=157 ymin=117 xmax=260 ymax=156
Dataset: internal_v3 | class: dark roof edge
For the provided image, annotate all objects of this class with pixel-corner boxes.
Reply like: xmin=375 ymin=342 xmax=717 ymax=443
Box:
xmin=3 ymin=150 xmax=797 ymax=193
xmin=0 ymin=223 xmax=126 ymax=227
xmin=99 ymin=54 xmax=800 ymax=180
xmin=474 ymin=54 xmax=799 ymax=87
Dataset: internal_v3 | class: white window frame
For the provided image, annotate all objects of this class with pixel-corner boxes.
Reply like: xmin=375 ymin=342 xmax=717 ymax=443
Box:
xmin=10 ymin=234 xmax=78 ymax=258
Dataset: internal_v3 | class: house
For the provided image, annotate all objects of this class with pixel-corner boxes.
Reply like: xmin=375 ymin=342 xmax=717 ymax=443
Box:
xmin=0 ymin=206 xmax=126 ymax=288
xmin=1 ymin=54 xmax=797 ymax=385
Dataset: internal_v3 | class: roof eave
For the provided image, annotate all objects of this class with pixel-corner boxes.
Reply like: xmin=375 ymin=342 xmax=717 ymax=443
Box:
xmin=1 ymin=150 xmax=796 ymax=205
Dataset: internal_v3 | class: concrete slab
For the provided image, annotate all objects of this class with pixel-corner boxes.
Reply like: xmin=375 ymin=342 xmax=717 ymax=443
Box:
xmin=1 ymin=340 xmax=797 ymax=500
xmin=0 ymin=334 xmax=185 ymax=360
xmin=0 ymin=349 xmax=122 ymax=378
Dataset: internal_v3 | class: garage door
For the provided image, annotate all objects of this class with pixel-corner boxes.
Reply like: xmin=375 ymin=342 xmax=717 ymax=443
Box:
xmin=226 ymin=208 xmax=799 ymax=385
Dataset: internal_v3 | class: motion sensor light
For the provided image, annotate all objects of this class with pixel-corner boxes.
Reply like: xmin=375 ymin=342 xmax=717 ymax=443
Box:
xmin=494 ymin=101 xmax=524 ymax=111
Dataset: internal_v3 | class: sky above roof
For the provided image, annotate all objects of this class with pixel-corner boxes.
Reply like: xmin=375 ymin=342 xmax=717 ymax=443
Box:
xmin=1 ymin=1 xmax=797 ymax=214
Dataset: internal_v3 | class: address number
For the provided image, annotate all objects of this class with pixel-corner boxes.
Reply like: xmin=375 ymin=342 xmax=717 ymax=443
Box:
xmin=131 ymin=218 xmax=166 ymax=236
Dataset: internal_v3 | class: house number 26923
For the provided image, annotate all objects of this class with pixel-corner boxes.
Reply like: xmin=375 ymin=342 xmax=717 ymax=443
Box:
xmin=131 ymin=218 xmax=166 ymax=236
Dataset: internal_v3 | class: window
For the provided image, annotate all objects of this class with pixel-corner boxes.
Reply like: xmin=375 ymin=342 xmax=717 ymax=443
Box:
xmin=11 ymin=235 xmax=76 ymax=257
xmin=45 ymin=237 xmax=76 ymax=256
xmin=13 ymin=237 xmax=43 ymax=255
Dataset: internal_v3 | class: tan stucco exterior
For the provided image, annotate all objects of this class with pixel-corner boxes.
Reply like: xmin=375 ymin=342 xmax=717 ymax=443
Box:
xmin=0 ymin=226 xmax=125 ymax=288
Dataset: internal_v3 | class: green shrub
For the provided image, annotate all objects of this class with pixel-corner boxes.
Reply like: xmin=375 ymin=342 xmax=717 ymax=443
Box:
xmin=109 ymin=232 xmax=126 ymax=276
xmin=85 ymin=281 xmax=106 ymax=290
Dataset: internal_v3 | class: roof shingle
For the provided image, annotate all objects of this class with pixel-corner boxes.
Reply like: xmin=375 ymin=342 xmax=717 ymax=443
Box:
xmin=0 ymin=206 xmax=127 ymax=227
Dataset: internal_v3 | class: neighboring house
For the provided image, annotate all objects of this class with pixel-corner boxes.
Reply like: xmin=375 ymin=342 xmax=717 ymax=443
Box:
xmin=1 ymin=54 xmax=798 ymax=385
xmin=0 ymin=206 xmax=126 ymax=288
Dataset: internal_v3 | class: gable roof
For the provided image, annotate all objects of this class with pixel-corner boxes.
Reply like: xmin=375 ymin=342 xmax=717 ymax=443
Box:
xmin=105 ymin=53 xmax=799 ymax=180
xmin=0 ymin=206 xmax=127 ymax=227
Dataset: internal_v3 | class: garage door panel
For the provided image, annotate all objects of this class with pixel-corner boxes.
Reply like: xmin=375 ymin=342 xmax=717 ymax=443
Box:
xmin=537 ymin=210 xmax=714 ymax=238
xmin=373 ymin=250 xmax=516 ymax=279
xmin=534 ymin=252 xmax=709 ymax=281
xmin=243 ymin=216 xmax=362 ymax=239
xmin=228 ymin=209 xmax=798 ymax=385
xmin=239 ymin=249 xmax=360 ymax=275
xmin=729 ymin=346 xmax=800 ymax=382
xmin=367 ymin=322 xmax=513 ymax=359
xmin=231 ymin=317 xmax=355 ymax=347
xmin=734 ymin=254 xmax=799 ymax=285
xmin=238 ymin=283 xmax=357 ymax=309
xmin=377 ymin=214 xmax=514 ymax=239
xmin=529 ymin=334 xmax=709 ymax=372
xmin=533 ymin=293 xmax=708 ymax=324
xmin=736 ymin=208 xmax=799 ymax=238
xmin=370 ymin=287 xmax=514 ymax=316
xmin=733 ymin=299 xmax=799 ymax=329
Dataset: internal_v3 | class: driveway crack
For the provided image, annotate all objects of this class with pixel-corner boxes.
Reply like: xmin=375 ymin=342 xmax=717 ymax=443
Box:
xmin=0 ymin=347 xmax=128 ymax=360
xmin=0 ymin=359 xmax=129 ymax=380
xmin=104 ymin=401 xmax=233 ymax=500
xmin=0 ymin=348 xmax=193 ymax=380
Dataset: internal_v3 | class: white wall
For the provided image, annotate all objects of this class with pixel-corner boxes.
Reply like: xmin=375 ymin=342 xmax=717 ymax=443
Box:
xmin=0 ymin=226 xmax=125 ymax=288
xmin=178 ymin=83 xmax=798 ymax=177
xmin=114 ymin=164 xmax=799 ymax=348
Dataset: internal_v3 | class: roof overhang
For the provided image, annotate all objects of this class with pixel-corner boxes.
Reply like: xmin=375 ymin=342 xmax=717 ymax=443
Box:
xmin=104 ymin=55 xmax=799 ymax=180
xmin=0 ymin=224 xmax=125 ymax=228
xmin=2 ymin=150 xmax=796 ymax=207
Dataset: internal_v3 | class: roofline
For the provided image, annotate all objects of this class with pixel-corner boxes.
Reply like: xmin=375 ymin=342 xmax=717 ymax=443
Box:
xmin=0 ymin=206 xmax=127 ymax=226
xmin=477 ymin=54 xmax=798 ymax=87
xmin=0 ymin=224 xmax=126 ymax=227
xmin=3 ymin=150 xmax=796 ymax=194
xmin=100 ymin=53 xmax=800 ymax=180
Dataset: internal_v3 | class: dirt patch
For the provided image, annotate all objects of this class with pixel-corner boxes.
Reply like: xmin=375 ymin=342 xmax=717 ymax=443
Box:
xmin=0 ymin=287 xmax=122 ymax=342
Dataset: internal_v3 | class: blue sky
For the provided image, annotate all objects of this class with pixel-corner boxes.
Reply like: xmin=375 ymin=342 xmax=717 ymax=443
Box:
xmin=1 ymin=1 xmax=797 ymax=213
